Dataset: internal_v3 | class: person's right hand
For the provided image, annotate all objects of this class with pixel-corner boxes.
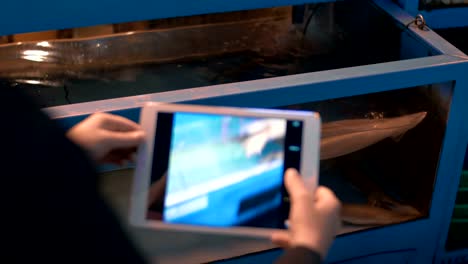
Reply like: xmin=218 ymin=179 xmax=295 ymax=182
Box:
xmin=271 ymin=168 xmax=341 ymax=260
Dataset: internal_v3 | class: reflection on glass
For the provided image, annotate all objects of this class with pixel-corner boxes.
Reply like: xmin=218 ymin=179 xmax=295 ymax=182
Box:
xmin=36 ymin=41 xmax=51 ymax=48
xmin=22 ymin=50 xmax=49 ymax=62
xmin=0 ymin=0 xmax=437 ymax=108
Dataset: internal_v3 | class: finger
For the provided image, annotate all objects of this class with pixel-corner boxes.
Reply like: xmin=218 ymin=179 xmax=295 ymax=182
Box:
xmin=271 ymin=230 xmax=292 ymax=248
xmin=315 ymin=186 xmax=341 ymax=212
xmin=148 ymin=177 xmax=167 ymax=206
xmin=102 ymin=130 xmax=145 ymax=150
xmin=284 ymin=168 xmax=309 ymax=202
xmin=98 ymin=113 xmax=142 ymax=132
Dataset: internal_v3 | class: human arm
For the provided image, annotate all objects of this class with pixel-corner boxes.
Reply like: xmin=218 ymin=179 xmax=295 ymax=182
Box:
xmin=272 ymin=169 xmax=341 ymax=263
xmin=0 ymin=84 xmax=147 ymax=262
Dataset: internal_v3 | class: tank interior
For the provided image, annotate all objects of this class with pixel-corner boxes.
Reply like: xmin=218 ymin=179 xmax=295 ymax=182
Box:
xmin=276 ymin=83 xmax=453 ymax=232
xmin=0 ymin=0 xmax=437 ymax=108
xmin=0 ymin=0 xmax=456 ymax=236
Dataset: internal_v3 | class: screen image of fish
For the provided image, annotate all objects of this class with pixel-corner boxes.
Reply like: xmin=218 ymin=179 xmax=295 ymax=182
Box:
xmin=163 ymin=113 xmax=287 ymax=227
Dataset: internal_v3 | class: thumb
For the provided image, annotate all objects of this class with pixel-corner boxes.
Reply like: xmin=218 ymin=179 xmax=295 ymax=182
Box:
xmin=271 ymin=230 xmax=292 ymax=248
xmin=102 ymin=130 xmax=145 ymax=150
xmin=285 ymin=168 xmax=308 ymax=202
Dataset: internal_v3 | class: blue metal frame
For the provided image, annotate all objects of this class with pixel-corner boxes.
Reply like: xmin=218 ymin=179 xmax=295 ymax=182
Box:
xmin=0 ymin=0 xmax=337 ymax=36
xmin=45 ymin=55 xmax=464 ymax=119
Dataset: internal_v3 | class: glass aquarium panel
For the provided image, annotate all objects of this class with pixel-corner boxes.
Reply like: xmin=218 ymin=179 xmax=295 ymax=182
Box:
xmin=0 ymin=0 xmax=438 ymax=108
xmin=273 ymin=82 xmax=453 ymax=233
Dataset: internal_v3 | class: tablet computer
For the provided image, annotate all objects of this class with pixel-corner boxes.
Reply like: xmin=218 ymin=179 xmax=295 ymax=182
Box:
xmin=129 ymin=102 xmax=321 ymax=237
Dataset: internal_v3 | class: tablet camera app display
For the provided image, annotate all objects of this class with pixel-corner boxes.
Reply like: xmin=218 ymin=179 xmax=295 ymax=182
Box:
xmin=146 ymin=112 xmax=302 ymax=229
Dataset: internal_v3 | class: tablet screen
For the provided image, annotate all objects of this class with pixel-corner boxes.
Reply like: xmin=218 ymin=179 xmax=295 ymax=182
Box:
xmin=146 ymin=112 xmax=303 ymax=229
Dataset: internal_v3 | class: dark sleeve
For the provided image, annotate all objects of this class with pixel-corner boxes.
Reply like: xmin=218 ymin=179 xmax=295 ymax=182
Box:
xmin=0 ymin=84 xmax=147 ymax=263
xmin=275 ymin=247 xmax=322 ymax=264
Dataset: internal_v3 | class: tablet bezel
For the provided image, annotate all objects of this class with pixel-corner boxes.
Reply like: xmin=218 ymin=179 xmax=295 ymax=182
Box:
xmin=129 ymin=102 xmax=321 ymax=238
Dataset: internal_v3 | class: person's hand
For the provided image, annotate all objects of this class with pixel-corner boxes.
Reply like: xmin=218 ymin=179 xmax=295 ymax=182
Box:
xmin=271 ymin=168 xmax=341 ymax=260
xmin=147 ymin=173 xmax=167 ymax=209
xmin=67 ymin=112 xmax=145 ymax=165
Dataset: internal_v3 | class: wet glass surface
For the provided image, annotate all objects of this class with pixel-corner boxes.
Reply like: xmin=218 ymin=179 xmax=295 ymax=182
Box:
xmin=274 ymin=83 xmax=453 ymax=231
xmin=0 ymin=0 xmax=435 ymax=108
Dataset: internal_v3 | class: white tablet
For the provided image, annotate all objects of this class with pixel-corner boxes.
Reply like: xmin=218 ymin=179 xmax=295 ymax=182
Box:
xmin=129 ymin=102 xmax=321 ymax=238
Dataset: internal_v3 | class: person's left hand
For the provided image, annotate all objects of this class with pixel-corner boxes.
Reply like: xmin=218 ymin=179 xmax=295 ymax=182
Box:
xmin=67 ymin=112 xmax=145 ymax=165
